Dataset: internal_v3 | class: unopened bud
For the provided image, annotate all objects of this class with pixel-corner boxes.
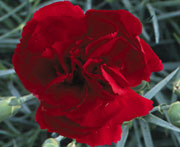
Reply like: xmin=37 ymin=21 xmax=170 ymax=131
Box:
xmin=168 ymin=101 xmax=180 ymax=127
xmin=42 ymin=138 xmax=59 ymax=147
xmin=173 ymin=80 xmax=180 ymax=96
xmin=0 ymin=96 xmax=21 ymax=122
xmin=132 ymin=80 xmax=149 ymax=94
xmin=67 ymin=141 xmax=76 ymax=147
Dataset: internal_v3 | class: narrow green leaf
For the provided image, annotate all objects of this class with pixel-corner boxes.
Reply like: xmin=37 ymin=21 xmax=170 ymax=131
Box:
xmin=122 ymin=0 xmax=132 ymax=11
xmin=173 ymin=33 xmax=180 ymax=45
xmin=173 ymin=132 xmax=180 ymax=144
xmin=142 ymin=27 xmax=150 ymax=41
xmin=0 ymin=1 xmax=28 ymax=22
xmin=37 ymin=0 xmax=78 ymax=10
xmin=0 ymin=1 xmax=23 ymax=23
xmin=133 ymin=120 xmax=143 ymax=147
xmin=4 ymin=120 xmax=20 ymax=135
xmin=147 ymin=3 xmax=159 ymax=43
xmin=116 ymin=125 xmax=129 ymax=147
xmin=139 ymin=119 xmax=154 ymax=147
xmin=170 ymin=21 xmax=180 ymax=36
xmin=0 ymin=130 xmax=16 ymax=137
xmin=0 ymin=23 xmax=24 ymax=40
xmin=152 ymin=1 xmax=180 ymax=7
xmin=163 ymin=62 xmax=180 ymax=70
xmin=0 ymin=69 xmax=15 ymax=77
xmin=94 ymin=1 xmax=107 ymax=9
xmin=85 ymin=0 xmax=92 ymax=12
xmin=157 ymin=10 xmax=180 ymax=20
xmin=155 ymin=92 xmax=169 ymax=104
xmin=0 ymin=39 xmax=19 ymax=44
xmin=144 ymin=114 xmax=180 ymax=132
xmin=144 ymin=68 xmax=179 ymax=100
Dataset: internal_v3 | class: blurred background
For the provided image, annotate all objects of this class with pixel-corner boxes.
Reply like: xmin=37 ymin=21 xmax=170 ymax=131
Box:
xmin=0 ymin=0 xmax=180 ymax=147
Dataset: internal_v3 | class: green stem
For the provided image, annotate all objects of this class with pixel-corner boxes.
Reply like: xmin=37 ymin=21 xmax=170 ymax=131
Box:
xmin=20 ymin=94 xmax=34 ymax=103
xmin=150 ymin=105 xmax=170 ymax=113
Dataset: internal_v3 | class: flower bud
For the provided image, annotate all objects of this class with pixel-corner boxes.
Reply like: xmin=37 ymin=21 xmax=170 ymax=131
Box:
xmin=173 ymin=80 xmax=180 ymax=96
xmin=42 ymin=138 xmax=59 ymax=147
xmin=67 ymin=141 xmax=76 ymax=147
xmin=0 ymin=96 xmax=21 ymax=122
xmin=168 ymin=101 xmax=180 ymax=127
xmin=132 ymin=80 xmax=149 ymax=94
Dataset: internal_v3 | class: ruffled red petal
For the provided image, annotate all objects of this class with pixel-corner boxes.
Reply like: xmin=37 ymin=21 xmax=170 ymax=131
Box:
xmin=140 ymin=39 xmax=163 ymax=72
xmin=85 ymin=9 xmax=142 ymax=38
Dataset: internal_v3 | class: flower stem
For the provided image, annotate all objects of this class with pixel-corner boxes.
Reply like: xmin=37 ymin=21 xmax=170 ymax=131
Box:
xmin=20 ymin=94 xmax=34 ymax=104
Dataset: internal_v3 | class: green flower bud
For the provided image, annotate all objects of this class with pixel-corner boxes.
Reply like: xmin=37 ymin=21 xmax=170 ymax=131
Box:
xmin=168 ymin=101 xmax=180 ymax=127
xmin=67 ymin=141 xmax=76 ymax=147
xmin=173 ymin=80 xmax=180 ymax=96
xmin=0 ymin=96 xmax=21 ymax=122
xmin=42 ymin=138 xmax=59 ymax=147
xmin=132 ymin=80 xmax=149 ymax=94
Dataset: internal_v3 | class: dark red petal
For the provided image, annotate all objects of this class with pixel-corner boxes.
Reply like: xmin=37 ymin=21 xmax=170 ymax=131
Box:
xmin=85 ymin=9 xmax=142 ymax=38
xmin=67 ymin=88 xmax=152 ymax=129
xmin=120 ymin=44 xmax=150 ymax=86
xmin=52 ymin=41 xmax=75 ymax=74
xmin=27 ymin=16 xmax=86 ymax=54
xmin=35 ymin=104 xmax=91 ymax=138
xmin=13 ymin=20 xmax=38 ymax=55
xmin=104 ymin=37 xmax=149 ymax=87
xmin=64 ymin=87 xmax=152 ymax=139
xmin=33 ymin=1 xmax=84 ymax=21
xmin=140 ymin=39 xmax=163 ymax=72
xmin=85 ymin=10 xmax=118 ymax=39
xmin=101 ymin=64 xmax=129 ymax=95
xmin=17 ymin=1 xmax=86 ymax=55
xmin=116 ymin=10 xmax=142 ymax=37
xmin=41 ymin=48 xmax=54 ymax=59
xmin=85 ymin=36 xmax=150 ymax=87
xmin=113 ymin=88 xmax=153 ymax=123
xmin=67 ymin=94 xmax=120 ymax=128
xmin=85 ymin=32 xmax=117 ymax=58
xmin=12 ymin=53 xmax=56 ymax=94
xmin=39 ymin=82 xmax=86 ymax=111
xmin=35 ymin=104 xmax=122 ymax=146
xmin=76 ymin=124 xmax=122 ymax=146
xmin=21 ymin=20 xmax=38 ymax=48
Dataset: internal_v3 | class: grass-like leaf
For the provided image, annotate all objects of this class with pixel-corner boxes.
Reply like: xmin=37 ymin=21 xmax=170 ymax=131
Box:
xmin=0 ymin=39 xmax=19 ymax=44
xmin=139 ymin=119 xmax=154 ymax=147
xmin=133 ymin=119 xmax=143 ymax=147
xmin=147 ymin=3 xmax=159 ymax=43
xmin=0 ymin=69 xmax=15 ymax=77
xmin=157 ymin=10 xmax=180 ymax=20
xmin=116 ymin=125 xmax=129 ymax=147
xmin=152 ymin=1 xmax=180 ymax=7
xmin=0 ymin=1 xmax=23 ymax=23
xmin=163 ymin=62 xmax=180 ymax=70
xmin=144 ymin=67 xmax=179 ymax=100
xmin=144 ymin=114 xmax=180 ymax=132
xmin=85 ymin=0 xmax=92 ymax=12
xmin=0 ymin=1 xmax=28 ymax=22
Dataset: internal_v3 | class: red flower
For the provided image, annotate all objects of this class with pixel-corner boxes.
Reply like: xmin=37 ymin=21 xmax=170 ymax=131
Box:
xmin=12 ymin=1 xmax=163 ymax=146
